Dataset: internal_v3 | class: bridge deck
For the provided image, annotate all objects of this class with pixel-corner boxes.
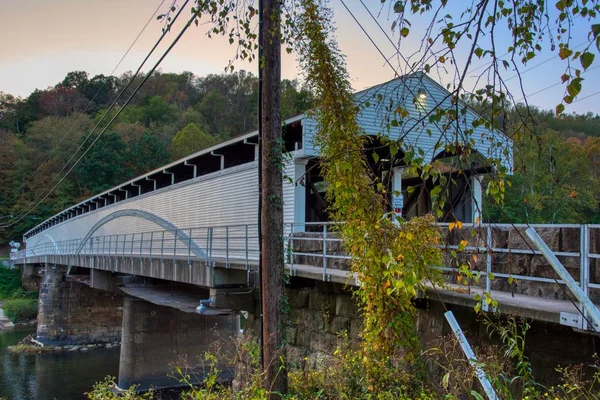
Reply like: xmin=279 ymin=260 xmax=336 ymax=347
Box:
xmin=290 ymin=264 xmax=586 ymax=326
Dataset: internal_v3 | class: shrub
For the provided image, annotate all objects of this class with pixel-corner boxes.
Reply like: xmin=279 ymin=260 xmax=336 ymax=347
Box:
xmin=3 ymin=298 xmax=38 ymax=322
xmin=0 ymin=266 xmax=22 ymax=299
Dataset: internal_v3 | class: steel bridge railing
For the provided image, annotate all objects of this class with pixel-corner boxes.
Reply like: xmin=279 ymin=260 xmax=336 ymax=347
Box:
xmin=13 ymin=221 xmax=600 ymax=329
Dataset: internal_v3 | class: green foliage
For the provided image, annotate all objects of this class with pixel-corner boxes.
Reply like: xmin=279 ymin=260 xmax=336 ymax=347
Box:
xmin=0 ymin=266 xmax=23 ymax=299
xmin=171 ymin=123 xmax=216 ymax=159
xmin=85 ymin=376 xmax=152 ymax=400
xmin=485 ymin=128 xmax=598 ymax=223
xmin=0 ymin=69 xmax=312 ymax=245
xmin=296 ymin=0 xmax=443 ymax=389
xmin=76 ymin=131 xmax=130 ymax=194
xmin=2 ymin=298 xmax=37 ymax=323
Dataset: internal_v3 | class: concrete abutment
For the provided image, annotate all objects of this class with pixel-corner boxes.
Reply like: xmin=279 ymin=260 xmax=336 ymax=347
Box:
xmin=118 ymin=296 xmax=239 ymax=391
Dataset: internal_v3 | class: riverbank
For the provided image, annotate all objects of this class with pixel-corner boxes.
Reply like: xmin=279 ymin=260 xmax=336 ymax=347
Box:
xmin=0 ymin=306 xmax=14 ymax=330
xmin=7 ymin=335 xmax=121 ymax=354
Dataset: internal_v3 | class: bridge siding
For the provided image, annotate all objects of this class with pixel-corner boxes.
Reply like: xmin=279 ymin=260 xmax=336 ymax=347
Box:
xmin=27 ymin=157 xmax=300 ymax=250
xmin=27 ymin=163 xmax=260 ymax=246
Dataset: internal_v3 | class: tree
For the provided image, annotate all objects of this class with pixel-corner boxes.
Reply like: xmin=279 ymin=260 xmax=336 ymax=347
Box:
xmin=486 ymin=129 xmax=597 ymax=223
xmin=170 ymin=123 xmax=216 ymax=159
xmin=141 ymin=96 xmax=176 ymax=126
xmin=127 ymin=133 xmax=170 ymax=175
xmin=38 ymin=86 xmax=87 ymax=117
xmin=76 ymin=131 xmax=129 ymax=194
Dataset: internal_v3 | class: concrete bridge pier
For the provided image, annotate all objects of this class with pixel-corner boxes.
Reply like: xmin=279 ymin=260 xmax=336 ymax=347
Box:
xmin=118 ymin=296 xmax=239 ymax=391
xmin=36 ymin=265 xmax=123 ymax=345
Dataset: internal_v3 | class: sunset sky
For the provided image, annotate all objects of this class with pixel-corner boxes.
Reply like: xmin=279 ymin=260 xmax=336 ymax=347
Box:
xmin=1 ymin=0 xmax=598 ymax=114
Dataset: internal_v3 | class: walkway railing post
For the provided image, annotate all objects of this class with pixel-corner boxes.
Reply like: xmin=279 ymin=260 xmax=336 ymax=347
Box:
xmin=526 ymin=227 xmax=600 ymax=331
xmin=226 ymin=226 xmax=230 ymax=268
xmin=580 ymin=224 xmax=590 ymax=331
xmin=173 ymin=230 xmax=178 ymax=266
xmin=290 ymin=223 xmax=295 ymax=276
xmin=188 ymin=228 xmax=192 ymax=265
xmin=122 ymin=234 xmax=127 ymax=256
xmin=322 ymin=224 xmax=328 ymax=281
xmin=150 ymin=232 xmax=154 ymax=259
xmin=160 ymin=231 xmax=165 ymax=265
xmin=445 ymin=311 xmax=498 ymax=400
xmin=245 ymin=224 xmax=249 ymax=270
xmin=140 ymin=232 xmax=144 ymax=255
xmin=483 ymin=224 xmax=493 ymax=312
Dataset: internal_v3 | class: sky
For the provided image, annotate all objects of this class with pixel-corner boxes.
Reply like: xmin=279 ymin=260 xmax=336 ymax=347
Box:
xmin=1 ymin=0 xmax=598 ymax=114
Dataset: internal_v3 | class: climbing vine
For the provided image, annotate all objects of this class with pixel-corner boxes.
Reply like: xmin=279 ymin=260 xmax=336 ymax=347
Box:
xmin=295 ymin=0 xmax=443 ymax=387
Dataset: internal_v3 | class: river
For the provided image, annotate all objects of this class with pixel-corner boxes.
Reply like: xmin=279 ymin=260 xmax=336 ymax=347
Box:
xmin=0 ymin=328 xmax=120 ymax=400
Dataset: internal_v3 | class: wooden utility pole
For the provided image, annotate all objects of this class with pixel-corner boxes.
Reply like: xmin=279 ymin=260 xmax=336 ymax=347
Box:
xmin=258 ymin=0 xmax=286 ymax=395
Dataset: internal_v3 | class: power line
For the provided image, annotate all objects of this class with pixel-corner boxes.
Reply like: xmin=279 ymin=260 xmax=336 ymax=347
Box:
xmin=1 ymin=2 xmax=194 ymax=230
xmin=516 ymin=64 xmax=600 ymax=102
xmin=503 ymin=40 xmax=590 ymax=82
xmin=0 ymin=0 xmax=168 ymax=207
xmin=469 ymin=14 xmax=581 ymax=74
xmin=571 ymin=89 xmax=600 ymax=104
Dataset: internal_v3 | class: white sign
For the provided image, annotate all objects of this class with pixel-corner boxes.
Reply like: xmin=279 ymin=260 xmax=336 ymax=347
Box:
xmin=392 ymin=194 xmax=404 ymax=215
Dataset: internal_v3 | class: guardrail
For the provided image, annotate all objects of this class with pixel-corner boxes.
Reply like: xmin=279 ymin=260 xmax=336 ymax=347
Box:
xmin=13 ymin=221 xmax=600 ymax=330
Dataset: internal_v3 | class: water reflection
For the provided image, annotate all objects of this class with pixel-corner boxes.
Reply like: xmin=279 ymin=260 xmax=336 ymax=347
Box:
xmin=0 ymin=328 xmax=120 ymax=400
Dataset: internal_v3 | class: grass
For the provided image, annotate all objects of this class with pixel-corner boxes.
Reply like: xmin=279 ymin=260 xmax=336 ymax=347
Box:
xmin=7 ymin=344 xmax=51 ymax=354
xmin=0 ymin=266 xmax=38 ymax=323
xmin=2 ymin=298 xmax=38 ymax=322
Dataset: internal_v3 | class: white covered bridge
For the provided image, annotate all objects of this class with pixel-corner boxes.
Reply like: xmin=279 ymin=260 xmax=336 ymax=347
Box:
xmin=15 ymin=73 xmax=600 ymax=333
xmin=21 ymin=72 xmax=512 ymax=250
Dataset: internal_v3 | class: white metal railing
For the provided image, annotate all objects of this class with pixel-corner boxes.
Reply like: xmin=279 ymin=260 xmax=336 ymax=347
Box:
xmin=13 ymin=221 xmax=600 ymax=329
xmin=14 ymin=224 xmax=260 ymax=270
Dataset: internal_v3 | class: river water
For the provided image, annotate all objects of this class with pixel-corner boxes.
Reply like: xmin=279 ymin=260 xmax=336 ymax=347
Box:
xmin=0 ymin=328 xmax=120 ymax=400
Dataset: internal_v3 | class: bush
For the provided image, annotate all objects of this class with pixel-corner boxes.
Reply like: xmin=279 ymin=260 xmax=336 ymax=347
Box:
xmin=0 ymin=266 xmax=22 ymax=299
xmin=3 ymin=298 xmax=38 ymax=322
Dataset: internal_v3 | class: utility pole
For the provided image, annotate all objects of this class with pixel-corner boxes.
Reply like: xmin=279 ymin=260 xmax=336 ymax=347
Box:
xmin=258 ymin=0 xmax=286 ymax=395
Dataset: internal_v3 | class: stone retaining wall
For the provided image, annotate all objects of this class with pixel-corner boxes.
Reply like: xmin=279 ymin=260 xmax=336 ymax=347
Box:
xmin=285 ymin=279 xmax=361 ymax=366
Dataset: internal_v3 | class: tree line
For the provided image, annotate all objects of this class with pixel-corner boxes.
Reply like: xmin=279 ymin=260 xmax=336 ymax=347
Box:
xmin=0 ymin=69 xmax=599 ymax=244
xmin=0 ymin=70 xmax=312 ymax=243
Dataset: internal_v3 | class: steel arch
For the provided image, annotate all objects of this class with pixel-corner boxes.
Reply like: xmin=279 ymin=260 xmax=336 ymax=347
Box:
xmin=75 ymin=209 xmax=207 ymax=258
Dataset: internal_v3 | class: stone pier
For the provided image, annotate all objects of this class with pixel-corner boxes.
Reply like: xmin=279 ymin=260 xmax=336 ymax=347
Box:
xmin=118 ymin=297 xmax=239 ymax=391
xmin=36 ymin=266 xmax=123 ymax=345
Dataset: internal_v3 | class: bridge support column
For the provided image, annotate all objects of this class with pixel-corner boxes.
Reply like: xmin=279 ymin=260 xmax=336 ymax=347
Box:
xmin=118 ymin=297 xmax=239 ymax=391
xmin=37 ymin=266 xmax=123 ymax=345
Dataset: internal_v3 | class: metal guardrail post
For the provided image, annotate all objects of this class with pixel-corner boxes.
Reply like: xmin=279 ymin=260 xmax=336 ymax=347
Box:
xmin=150 ymin=232 xmax=154 ymax=259
xmin=122 ymin=234 xmax=127 ymax=256
xmin=483 ymin=224 xmax=493 ymax=312
xmin=130 ymin=233 xmax=135 ymax=255
xmin=526 ymin=227 xmax=600 ymax=331
xmin=445 ymin=311 xmax=498 ymax=400
xmin=323 ymin=224 xmax=328 ymax=281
